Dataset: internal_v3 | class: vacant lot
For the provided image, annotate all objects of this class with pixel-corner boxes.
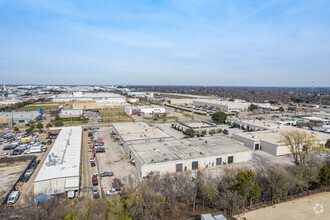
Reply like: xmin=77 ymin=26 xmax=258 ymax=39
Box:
xmin=18 ymin=103 xmax=60 ymax=111
xmin=235 ymin=192 xmax=330 ymax=220
xmin=99 ymin=109 xmax=134 ymax=123
xmin=0 ymin=161 xmax=30 ymax=203
xmin=63 ymin=120 xmax=87 ymax=125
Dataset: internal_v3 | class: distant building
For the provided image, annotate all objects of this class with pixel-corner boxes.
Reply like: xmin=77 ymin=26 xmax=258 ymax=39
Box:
xmin=232 ymin=127 xmax=329 ymax=155
xmin=58 ymin=109 xmax=83 ymax=119
xmin=172 ymin=121 xmax=223 ymax=134
xmin=0 ymin=111 xmax=41 ymax=124
xmin=193 ymin=99 xmax=250 ymax=113
xmin=124 ymin=105 xmax=165 ymax=116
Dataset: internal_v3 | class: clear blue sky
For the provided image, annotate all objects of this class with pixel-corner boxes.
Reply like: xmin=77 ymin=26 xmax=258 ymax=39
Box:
xmin=1 ymin=0 xmax=330 ymax=86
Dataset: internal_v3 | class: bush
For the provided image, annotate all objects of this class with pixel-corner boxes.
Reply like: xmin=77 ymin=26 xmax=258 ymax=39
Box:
xmin=54 ymin=120 xmax=64 ymax=127
xmin=211 ymin=111 xmax=227 ymax=123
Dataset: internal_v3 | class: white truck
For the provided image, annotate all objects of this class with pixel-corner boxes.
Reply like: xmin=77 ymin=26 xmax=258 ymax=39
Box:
xmin=7 ymin=191 xmax=20 ymax=204
xmin=30 ymin=146 xmax=42 ymax=153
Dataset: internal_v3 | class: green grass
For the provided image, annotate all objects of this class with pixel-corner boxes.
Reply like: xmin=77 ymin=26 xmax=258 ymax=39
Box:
xmin=18 ymin=104 xmax=60 ymax=111
xmin=63 ymin=120 xmax=87 ymax=125
xmin=99 ymin=109 xmax=134 ymax=122
xmin=183 ymin=113 xmax=193 ymax=118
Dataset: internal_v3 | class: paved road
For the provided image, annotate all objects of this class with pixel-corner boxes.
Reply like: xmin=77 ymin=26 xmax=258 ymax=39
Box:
xmin=80 ymin=130 xmax=102 ymax=199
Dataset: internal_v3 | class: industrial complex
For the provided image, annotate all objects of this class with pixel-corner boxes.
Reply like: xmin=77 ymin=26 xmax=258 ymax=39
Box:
xmin=33 ymin=126 xmax=82 ymax=195
xmin=112 ymin=122 xmax=252 ymax=177
xmin=0 ymin=111 xmax=41 ymax=124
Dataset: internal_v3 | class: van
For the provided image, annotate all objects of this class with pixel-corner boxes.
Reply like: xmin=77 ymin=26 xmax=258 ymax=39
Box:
xmin=7 ymin=191 xmax=20 ymax=204
xmin=67 ymin=190 xmax=75 ymax=199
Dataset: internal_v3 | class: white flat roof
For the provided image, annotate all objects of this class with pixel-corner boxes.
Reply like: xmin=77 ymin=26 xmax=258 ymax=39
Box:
xmin=34 ymin=126 xmax=82 ymax=183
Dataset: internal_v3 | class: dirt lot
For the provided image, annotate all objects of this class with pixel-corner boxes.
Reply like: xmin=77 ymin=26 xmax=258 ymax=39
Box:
xmin=99 ymin=109 xmax=134 ymax=123
xmin=96 ymin=127 xmax=140 ymax=195
xmin=0 ymin=161 xmax=30 ymax=203
xmin=235 ymin=192 xmax=330 ymax=220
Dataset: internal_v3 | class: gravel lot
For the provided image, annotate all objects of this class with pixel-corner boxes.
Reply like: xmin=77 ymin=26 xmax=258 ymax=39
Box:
xmin=0 ymin=161 xmax=30 ymax=203
xmin=96 ymin=127 xmax=140 ymax=194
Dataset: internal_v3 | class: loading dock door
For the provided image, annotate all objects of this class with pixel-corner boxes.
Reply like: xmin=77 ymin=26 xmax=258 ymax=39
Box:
xmin=228 ymin=156 xmax=234 ymax=164
xmin=192 ymin=161 xmax=198 ymax=170
xmin=255 ymin=144 xmax=260 ymax=150
xmin=176 ymin=163 xmax=183 ymax=172
xmin=216 ymin=158 xmax=222 ymax=165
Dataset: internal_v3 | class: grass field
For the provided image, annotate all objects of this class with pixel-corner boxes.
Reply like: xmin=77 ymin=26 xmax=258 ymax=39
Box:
xmin=63 ymin=120 xmax=87 ymax=125
xmin=99 ymin=109 xmax=134 ymax=122
xmin=18 ymin=104 xmax=60 ymax=111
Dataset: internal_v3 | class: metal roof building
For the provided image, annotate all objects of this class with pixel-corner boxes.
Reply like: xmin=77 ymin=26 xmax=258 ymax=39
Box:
xmin=0 ymin=111 xmax=41 ymax=124
xmin=34 ymin=126 xmax=82 ymax=195
xmin=128 ymin=136 xmax=252 ymax=177
xmin=58 ymin=109 xmax=83 ymax=118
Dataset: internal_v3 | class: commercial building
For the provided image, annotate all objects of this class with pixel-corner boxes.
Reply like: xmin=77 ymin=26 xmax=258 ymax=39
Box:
xmin=232 ymin=127 xmax=329 ymax=156
xmin=172 ymin=121 xmax=223 ymax=134
xmin=127 ymin=136 xmax=252 ymax=177
xmin=34 ymin=126 xmax=82 ymax=195
xmin=124 ymin=105 xmax=165 ymax=116
xmin=193 ymin=100 xmax=250 ymax=113
xmin=58 ymin=109 xmax=83 ymax=119
xmin=168 ymin=99 xmax=195 ymax=105
xmin=0 ymin=111 xmax=41 ymax=124
xmin=112 ymin=122 xmax=174 ymax=153
xmin=227 ymin=116 xmax=295 ymax=131
xmin=160 ymin=93 xmax=218 ymax=100
xmin=53 ymin=92 xmax=127 ymax=103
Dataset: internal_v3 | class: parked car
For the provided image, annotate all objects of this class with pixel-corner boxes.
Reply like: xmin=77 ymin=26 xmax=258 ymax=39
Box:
xmin=35 ymin=159 xmax=41 ymax=164
xmin=42 ymin=147 xmax=47 ymax=152
xmin=7 ymin=191 xmax=20 ymax=204
xmin=100 ymin=171 xmax=113 ymax=177
xmin=96 ymin=147 xmax=105 ymax=153
xmin=29 ymin=162 xmax=37 ymax=170
xmin=10 ymin=149 xmax=24 ymax=156
xmin=90 ymin=161 xmax=95 ymax=167
xmin=22 ymin=175 xmax=30 ymax=182
xmin=88 ymin=132 xmax=92 ymax=137
xmin=92 ymin=175 xmax=98 ymax=185
xmin=92 ymin=187 xmax=99 ymax=198
xmin=106 ymin=188 xmax=121 ymax=196
xmin=67 ymin=190 xmax=75 ymax=199
xmin=47 ymin=140 xmax=52 ymax=145
xmin=24 ymin=150 xmax=31 ymax=154
xmin=88 ymin=140 xmax=92 ymax=144
xmin=0 ymin=152 xmax=8 ymax=156
xmin=83 ymin=128 xmax=87 ymax=131
xmin=25 ymin=169 xmax=34 ymax=176
xmin=3 ymin=144 xmax=16 ymax=150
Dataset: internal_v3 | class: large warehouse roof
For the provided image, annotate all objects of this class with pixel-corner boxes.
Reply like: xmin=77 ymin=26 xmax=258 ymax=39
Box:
xmin=113 ymin=122 xmax=171 ymax=142
xmin=34 ymin=126 xmax=82 ymax=183
xmin=129 ymin=136 xmax=250 ymax=164
xmin=0 ymin=111 xmax=40 ymax=119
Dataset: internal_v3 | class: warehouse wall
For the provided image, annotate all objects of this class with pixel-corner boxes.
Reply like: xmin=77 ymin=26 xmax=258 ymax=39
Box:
xmin=138 ymin=150 xmax=252 ymax=177
xmin=34 ymin=177 xmax=79 ymax=195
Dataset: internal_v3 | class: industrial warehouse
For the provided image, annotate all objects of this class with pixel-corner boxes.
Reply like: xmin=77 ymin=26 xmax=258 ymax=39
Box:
xmin=58 ymin=109 xmax=83 ymax=118
xmin=232 ymin=127 xmax=329 ymax=156
xmin=172 ymin=121 xmax=223 ymax=134
xmin=112 ymin=122 xmax=252 ymax=177
xmin=124 ymin=105 xmax=165 ymax=116
xmin=128 ymin=136 xmax=252 ymax=177
xmin=34 ymin=126 xmax=82 ymax=195
xmin=112 ymin=122 xmax=174 ymax=153
xmin=0 ymin=111 xmax=41 ymax=124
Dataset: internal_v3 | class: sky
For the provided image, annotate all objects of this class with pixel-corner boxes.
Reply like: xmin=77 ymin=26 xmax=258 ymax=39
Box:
xmin=0 ymin=0 xmax=330 ymax=87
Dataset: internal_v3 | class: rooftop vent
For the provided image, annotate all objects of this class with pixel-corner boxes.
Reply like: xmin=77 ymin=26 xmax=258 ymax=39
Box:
xmin=199 ymin=152 xmax=203 ymax=155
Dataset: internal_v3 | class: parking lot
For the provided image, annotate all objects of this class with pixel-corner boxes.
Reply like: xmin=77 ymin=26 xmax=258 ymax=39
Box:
xmin=94 ymin=127 xmax=139 ymax=196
